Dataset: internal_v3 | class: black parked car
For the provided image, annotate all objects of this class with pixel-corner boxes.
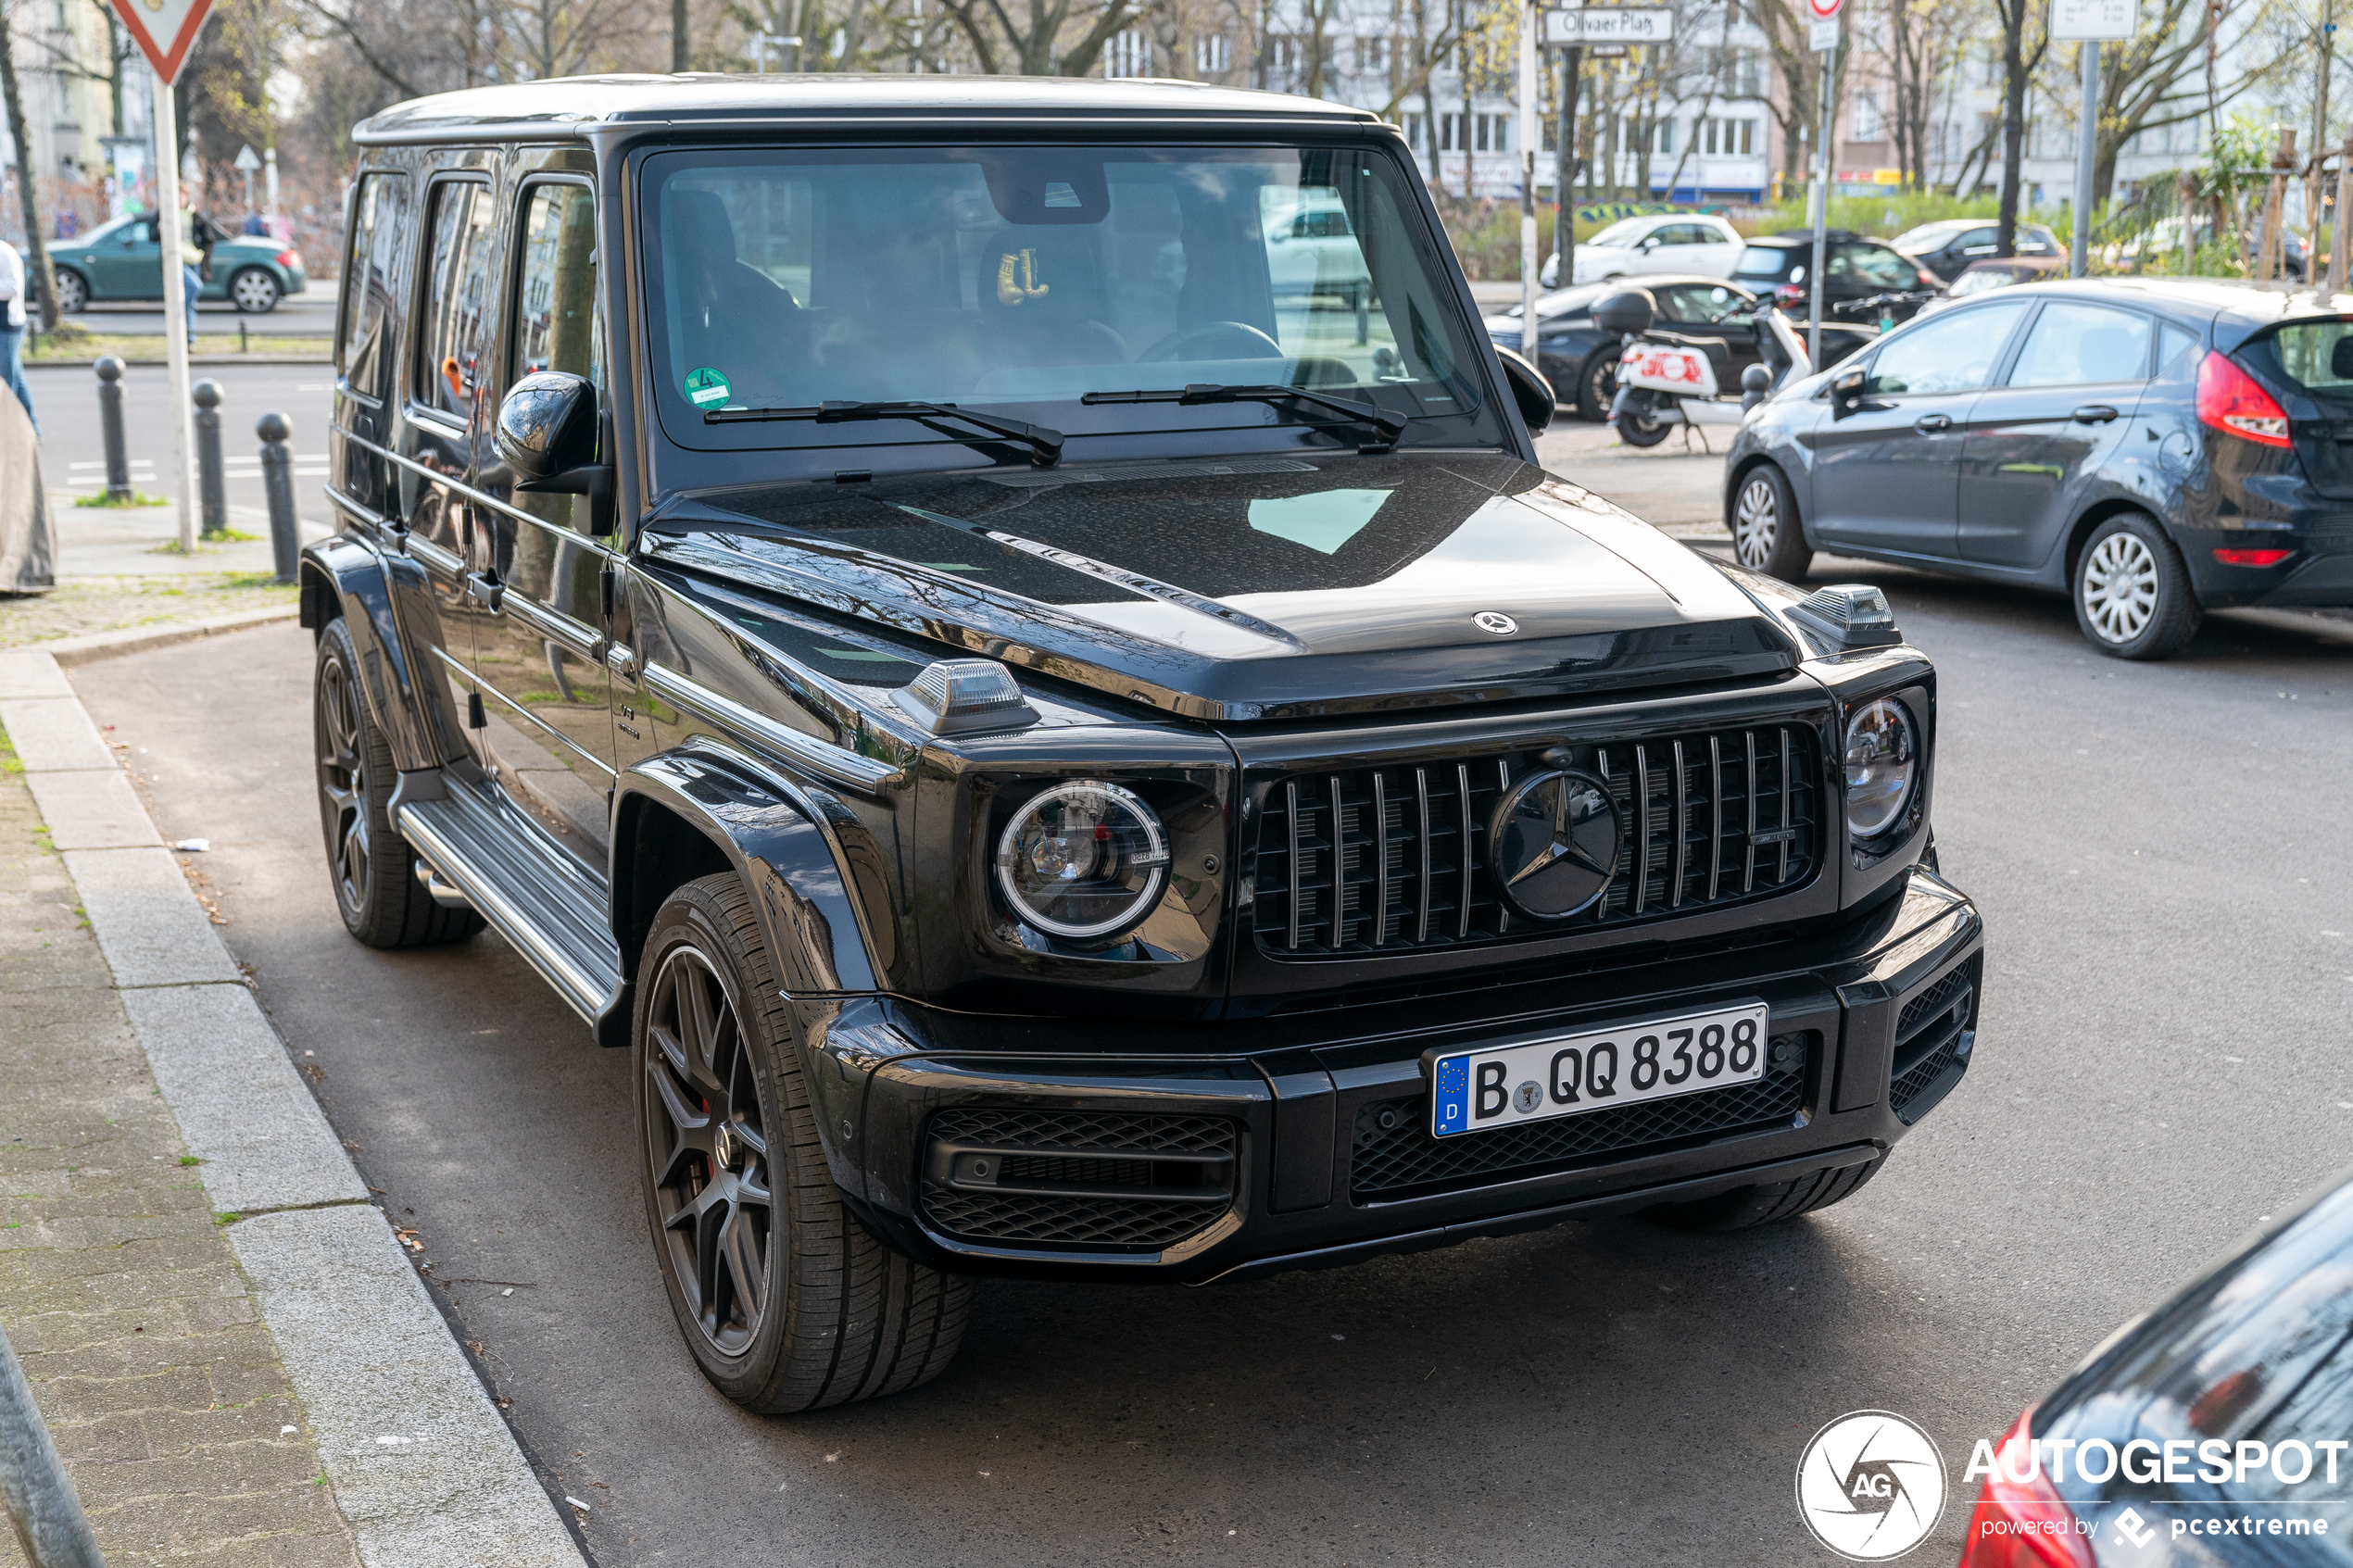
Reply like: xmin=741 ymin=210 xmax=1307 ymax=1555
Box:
xmin=1960 ymin=1168 xmax=2353 ymax=1564
xmin=1891 ymin=218 xmax=2066 ymax=284
xmin=303 ymin=76 xmax=1983 ymax=1414
xmin=1486 ymin=274 xmax=1874 ymax=419
xmin=1732 ymin=231 xmax=1944 ymax=322
xmin=1725 ymin=278 xmax=2353 ymax=659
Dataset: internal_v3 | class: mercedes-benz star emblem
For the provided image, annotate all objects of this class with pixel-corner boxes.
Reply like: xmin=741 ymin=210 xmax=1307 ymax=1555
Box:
xmin=1488 ymin=769 xmax=1620 ymax=918
xmin=1473 ymin=610 xmax=1518 ymax=635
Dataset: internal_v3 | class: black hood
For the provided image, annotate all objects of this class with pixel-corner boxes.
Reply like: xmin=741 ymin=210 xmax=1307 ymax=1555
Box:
xmin=639 ymin=453 xmax=1797 ymax=721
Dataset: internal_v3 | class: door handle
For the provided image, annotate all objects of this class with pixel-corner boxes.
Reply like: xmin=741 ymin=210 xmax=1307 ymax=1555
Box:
xmin=465 ymin=571 xmax=505 ymax=614
xmin=2071 ymin=404 xmax=2120 ymax=424
xmin=1914 ymin=413 xmax=1952 ymax=432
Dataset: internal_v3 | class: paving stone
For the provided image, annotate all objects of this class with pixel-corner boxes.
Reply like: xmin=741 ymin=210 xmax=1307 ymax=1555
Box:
xmin=0 ymin=759 xmax=359 ymax=1568
xmin=0 ymin=694 xmax=115 ymax=770
xmin=27 ymin=767 xmax=163 ymax=851
xmin=57 ymin=847 xmax=240 ymax=987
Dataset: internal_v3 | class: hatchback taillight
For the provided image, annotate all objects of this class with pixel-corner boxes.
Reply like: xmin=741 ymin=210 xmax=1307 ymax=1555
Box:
xmin=2197 ymin=352 xmax=2293 ymax=446
xmin=276 ymin=249 xmax=301 ymax=269
xmin=1955 ymin=1411 xmax=2093 ymax=1568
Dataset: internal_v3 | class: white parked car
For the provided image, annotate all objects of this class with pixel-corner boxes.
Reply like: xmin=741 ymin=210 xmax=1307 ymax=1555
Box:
xmin=1538 ymin=213 xmax=1744 ymax=288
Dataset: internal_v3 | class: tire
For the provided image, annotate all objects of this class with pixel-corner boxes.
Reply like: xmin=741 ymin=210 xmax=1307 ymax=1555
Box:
xmin=1641 ymin=1155 xmax=1884 ymax=1232
xmin=229 ymin=267 xmax=281 ymax=314
xmin=1729 ymin=462 xmax=1814 ymax=582
xmin=313 ymin=618 xmax=484 ymax=948
xmin=1615 ymin=394 xmax=1674 ymax=448
xmin=2072 ymin=511 xmax=2201 ymax=660
xmin=1578 ymin=349 xmax=1617 ymax=422
xmin=635 ymin=873 xmax=972 ymax=1413
xmin=53 ymin=269 xmax=88 ymax=314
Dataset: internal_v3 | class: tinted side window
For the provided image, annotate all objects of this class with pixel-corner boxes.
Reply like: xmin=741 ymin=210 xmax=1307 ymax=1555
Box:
xmin=1864 ymin=303 xmax=2029 ymax=395
xmin=2158 ymin=321 xmax=2200 ymax=378
xmin=415 ymin=181 xmax=496 ymax=421
xmin=2007 ymin=303 xmax=2153 ymax=387
xmin=1837 ymin=245 xmax=1919 ymax=288
xmin=338 ymin=171 xmax=409 ymax=406
xmin=512 ymin=182 xmax=601 ymax=387
xmin=1957 ymin=228 xmax=1996 ymax=251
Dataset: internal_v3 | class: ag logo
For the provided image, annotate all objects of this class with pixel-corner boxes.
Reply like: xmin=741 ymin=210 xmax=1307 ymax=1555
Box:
xmin=1796 ymin=1410 xmax=1946 ymax=1561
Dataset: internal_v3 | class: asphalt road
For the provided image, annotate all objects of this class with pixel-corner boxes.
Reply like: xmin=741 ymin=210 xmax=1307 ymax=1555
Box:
xmin=29 ymin=362 xmax=336 ymax=518
xmin=69 ymin=483 xmax=2353 ymax=1564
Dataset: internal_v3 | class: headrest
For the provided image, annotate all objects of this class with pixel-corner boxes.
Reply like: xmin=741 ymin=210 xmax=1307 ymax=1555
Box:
xmin=669 ymin=188 xmax=738 ymax=270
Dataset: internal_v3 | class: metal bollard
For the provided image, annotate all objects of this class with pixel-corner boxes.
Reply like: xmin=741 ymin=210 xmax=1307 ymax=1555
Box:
xmin=0 ymin=1322 xmax=108 ymax=1567
xmin=93 ymin=358 xmax=131 ymax=503
xmin=191 ymin=380 xmax=227 ymax=539
xmin=258 ymin=411 xmax=299 ymax=583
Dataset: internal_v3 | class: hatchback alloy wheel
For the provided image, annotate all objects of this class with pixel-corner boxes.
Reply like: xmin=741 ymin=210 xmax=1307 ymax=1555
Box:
xmin=2080 ymin=532 xmax=2158 ymax=645
xmin=1733 ymin=474 xmax=1780 ymax=571
xmin=230 ymin=268 xmax=281 ymax=313
xmin=54 ymin=270 xmax=88 ymax=314
xmin=642 ymin=943 xmax=774 ymax=1360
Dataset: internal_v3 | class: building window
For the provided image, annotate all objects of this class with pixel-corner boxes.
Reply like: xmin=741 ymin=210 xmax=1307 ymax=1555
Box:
xmin=1705 ymin=117 xmax=1756 ymax=156
xmin=1196 ymin=33 xmax=1230 ymax=73
xmin=1356 ymin=35 xmax=1390 ymax=72
xmin=1475 ymin=112 xmax=1510 ymax=152
xmin=1851 ymin=87 xmax=1883 ymax=142
xmin=1406 ymin=111 xmax=1428 ymax=150
xmin=1440 ymin=111 xmax=1468 ymax=151
xmin=1726 ymin=47 xmax=1760 ymax=98
xmin=1106 ymin=28 xmax=1151 ymax=77
xmin=1270 ymin=34 xmax=1301 ymax=71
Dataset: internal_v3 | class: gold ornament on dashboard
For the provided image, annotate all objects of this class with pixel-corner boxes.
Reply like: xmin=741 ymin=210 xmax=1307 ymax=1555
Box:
xmin=996 ymin=249 xmax=1049 ymax=307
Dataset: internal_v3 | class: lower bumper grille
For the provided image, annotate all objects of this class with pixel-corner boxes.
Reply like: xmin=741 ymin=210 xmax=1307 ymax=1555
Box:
xmin=1349 ymin=1032 xmax=1815 ymax=1200
xmin=918 ymin=1109 xmax=1237 ymax=1252
xmin=1890 ymin=955 xmax=1979 ymax=1123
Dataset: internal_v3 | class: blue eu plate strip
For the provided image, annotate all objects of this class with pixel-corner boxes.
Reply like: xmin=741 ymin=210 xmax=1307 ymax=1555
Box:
xmin=1432 ymin=1056 xmax=1470 ymax=1136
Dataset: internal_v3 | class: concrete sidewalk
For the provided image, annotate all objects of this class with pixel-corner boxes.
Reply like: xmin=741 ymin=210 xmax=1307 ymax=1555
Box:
xmin=0 ymin=635 xmax=587 ymax=1568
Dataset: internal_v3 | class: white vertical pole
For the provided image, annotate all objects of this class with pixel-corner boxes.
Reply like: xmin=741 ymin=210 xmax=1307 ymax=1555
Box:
xmin=264 ymin=145 xmax=280 ymax=230
xmin=1809 ymin=39 xmax=1833 ymax=365
xmin=1519 ymin=0 xmax=1540 ymax=357
xmin=2071 ymin=41 xmax=2097 ymax=278
xmin=151 ymin=71 xmax=196 ymax=553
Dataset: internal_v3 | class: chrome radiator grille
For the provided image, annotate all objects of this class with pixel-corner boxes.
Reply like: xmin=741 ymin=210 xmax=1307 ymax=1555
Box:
xmin=1250 ymin=722 xmax=1821 ymax=957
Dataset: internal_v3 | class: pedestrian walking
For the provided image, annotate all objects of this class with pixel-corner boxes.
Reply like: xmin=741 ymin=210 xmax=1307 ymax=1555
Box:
xmin=0 ymin=236 xmax=36 ymax=435
xmin=177 ymin=189 xmax=210 ymax=343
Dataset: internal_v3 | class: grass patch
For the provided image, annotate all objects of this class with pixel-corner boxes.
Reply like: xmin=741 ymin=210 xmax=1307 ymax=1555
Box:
xmin=178 ymin=1155 xmax=203 ymax=1166
xmin=72 ymin=491 xmax=171 ymax=508
xmin=26 ymin=330 xmax=326 ymax=362
xmin=0 ymin=571 xmax=297 ymax=647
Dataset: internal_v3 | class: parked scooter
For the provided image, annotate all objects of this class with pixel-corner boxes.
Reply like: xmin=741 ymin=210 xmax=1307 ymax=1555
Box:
xmin=1599 ymin=286 xmax=1822 ymax=448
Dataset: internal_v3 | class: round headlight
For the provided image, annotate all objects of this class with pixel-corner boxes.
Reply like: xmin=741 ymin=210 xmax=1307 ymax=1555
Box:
xmin=1843 ymin=698 xmax=1919 ymax=840
xmin=994 ymin=781 xmax=1170 ymax=940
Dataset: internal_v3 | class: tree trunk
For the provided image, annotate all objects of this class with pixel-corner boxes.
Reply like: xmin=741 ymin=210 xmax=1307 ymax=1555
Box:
xmin=1995 ymin=0 xmax=2029 ymax=255
xmin=0 ymin=7 xmax=58 ymax=332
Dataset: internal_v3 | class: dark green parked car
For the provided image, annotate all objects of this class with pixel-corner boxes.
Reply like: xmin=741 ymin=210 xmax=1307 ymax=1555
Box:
xmin=45 ymin=212 xmax=308 ymax=314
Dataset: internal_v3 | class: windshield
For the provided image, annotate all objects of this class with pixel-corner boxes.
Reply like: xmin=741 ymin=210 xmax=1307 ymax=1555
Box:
xmin=1733 ymin=245 xmax=1793 ymax=279
xmin=1584 ymin=218 xmax=1649 ymax=250
xmin=1891 ymin=222 xmax=1966 ymax=255
xmin=641 ymin=143 xmax=1503 ymax=468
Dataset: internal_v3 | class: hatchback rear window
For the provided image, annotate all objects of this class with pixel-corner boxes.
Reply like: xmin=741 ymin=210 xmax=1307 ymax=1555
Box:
xmin=2240 ymin=320 xmax=2353 ymax=406
xmin=1734 ymin=245 xmax=1793 ymax=279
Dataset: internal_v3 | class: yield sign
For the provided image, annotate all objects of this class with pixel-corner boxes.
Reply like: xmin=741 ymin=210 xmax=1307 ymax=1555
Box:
xmin=1808 ymin=0 xmax=1842 ymax=19
xmin=105 ymin=0 xmax=217 ymax=84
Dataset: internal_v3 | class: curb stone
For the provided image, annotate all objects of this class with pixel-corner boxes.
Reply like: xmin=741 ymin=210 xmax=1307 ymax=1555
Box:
xmin=0 ymin=634 xmax=589 ymax=1568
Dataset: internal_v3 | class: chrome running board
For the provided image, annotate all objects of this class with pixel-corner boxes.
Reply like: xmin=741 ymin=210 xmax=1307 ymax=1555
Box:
xmin=396 ymin=778 xmax=623 ymax=1023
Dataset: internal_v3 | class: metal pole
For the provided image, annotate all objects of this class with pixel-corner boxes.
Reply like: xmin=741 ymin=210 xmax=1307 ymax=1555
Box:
xmin=1809 ymin=38 xmax=1834 ymax=365
xmin=0 ymin=1322 xmax=108 ymax=1567
xmin=2332 ymin=135 xmax=2353 ymax=293
xmin=191 ymin=379 xmax=224 ymax=539
xmin=2072 ymin=41 xmax=2097 ymax=278
xmin=258 ymin=410 xmax=298 ymax=583
xmin=94 ymin=357 xmax=130 ymax=502
xmin=149 ymin=72 xmax=196 ymax=555
xmin=263 ymin=146 xmax=280 ymax=232
xmin=1519 ymin=0 xmax=1540 ymax=358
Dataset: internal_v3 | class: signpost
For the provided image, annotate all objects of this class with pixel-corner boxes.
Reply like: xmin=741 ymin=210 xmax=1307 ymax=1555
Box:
xmin=2052 ymin=0 xmax=2135 ymax=281
xmin=1540 ymin=6 xmax=1674 ymax=303
xmin=234 ymin=144 xmax=260 ymax=216
xmin=103 ymin=0 xmax=216 ymax=553
xmin=1521 ymin=0 xmax=1540 ymax=356
xmin=1807 ymin=0 xmax=1840 ymax=363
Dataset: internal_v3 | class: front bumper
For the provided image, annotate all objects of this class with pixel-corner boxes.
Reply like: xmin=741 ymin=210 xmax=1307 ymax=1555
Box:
xmin=808 ymin=868 xmax=1982 ymax=1285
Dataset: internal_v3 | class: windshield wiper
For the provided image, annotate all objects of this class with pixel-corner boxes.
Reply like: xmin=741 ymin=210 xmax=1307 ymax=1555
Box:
xmin=1081 ymin=383 xmax=1411 ymax=454
xmin=704 ymin=399 xmax=1063 ymax=468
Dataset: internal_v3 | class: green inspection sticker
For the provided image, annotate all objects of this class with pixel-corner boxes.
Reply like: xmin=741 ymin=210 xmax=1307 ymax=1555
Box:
xmin=684 ymin=367 xmax=732 ymax=408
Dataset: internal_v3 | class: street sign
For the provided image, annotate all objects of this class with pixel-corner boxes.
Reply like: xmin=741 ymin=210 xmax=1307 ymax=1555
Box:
xmin=2052 ymin=0 xmax=2135 ymax=38
xmin=233 ymin=144 xmax=261 ymax=171
xmin=1541 ymin=6 xmax=1673 ymax=45
xmin=1809 ymin=17 xmax=1840 ymax=49
xmin=104 ymin=0 xmax=217 ymax=83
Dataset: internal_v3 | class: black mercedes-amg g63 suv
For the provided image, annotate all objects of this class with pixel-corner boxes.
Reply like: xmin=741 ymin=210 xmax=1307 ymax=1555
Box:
xmin=303 ymin=75 xmax=1983 ymax=1414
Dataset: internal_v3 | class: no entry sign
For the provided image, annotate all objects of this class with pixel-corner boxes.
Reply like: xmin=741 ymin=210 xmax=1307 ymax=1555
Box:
xmin=105 ymin=0 xmax=217 ymax=84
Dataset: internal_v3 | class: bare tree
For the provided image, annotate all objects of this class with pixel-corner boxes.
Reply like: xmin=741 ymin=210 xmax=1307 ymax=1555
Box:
xmin=0 ymin=0 xmax=59 ymax=329
xmin=1991 ymin=0 xmax=2046 ymax=253
xmin=928 ymin=0 xmax=1136 ymax=73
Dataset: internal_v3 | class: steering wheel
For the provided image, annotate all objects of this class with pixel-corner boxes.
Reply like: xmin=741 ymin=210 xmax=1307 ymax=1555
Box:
xmin=1138 ymin=320 xmax=1284 ymax=363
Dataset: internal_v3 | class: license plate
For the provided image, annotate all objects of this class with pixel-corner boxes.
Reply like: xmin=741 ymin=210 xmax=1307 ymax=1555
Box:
xmin=1429 ymin=1000 xmax=1771 ymax=1138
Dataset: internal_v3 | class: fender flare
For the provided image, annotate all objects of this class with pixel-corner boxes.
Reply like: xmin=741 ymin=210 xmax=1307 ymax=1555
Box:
xmin=298 ymin=536 xmax=473 ymax=774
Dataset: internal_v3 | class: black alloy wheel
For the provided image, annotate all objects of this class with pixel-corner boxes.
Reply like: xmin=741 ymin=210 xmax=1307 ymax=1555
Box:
xmin=634 ymin=873 xmax=972 ymax=1412
xmin=1730 ymin=463 xmax=1814 ymax=582
xmin=312 ymin=617 xmax=481 ymax=947
xmin=1579 ymin=349 xmax=1617 ymax=421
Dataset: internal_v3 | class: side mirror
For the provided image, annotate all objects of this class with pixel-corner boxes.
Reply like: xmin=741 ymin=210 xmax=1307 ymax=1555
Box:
xmin=1829 ymin=366 xmax=1869 ymax=420
xmin=1493 ymin=345 xmax=1555 ymax=436
xmin=496 ymin=370 xmax=600 ymax=488
xmin=1740 ymin=363 xmax=1773 ymax=414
